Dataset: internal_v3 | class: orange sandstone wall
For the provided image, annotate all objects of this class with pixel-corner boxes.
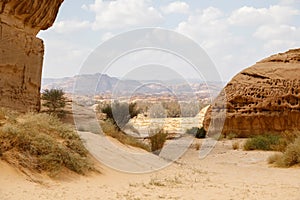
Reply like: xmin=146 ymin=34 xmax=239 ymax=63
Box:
xmin=0 ymin=0 xmax=63 ymax=112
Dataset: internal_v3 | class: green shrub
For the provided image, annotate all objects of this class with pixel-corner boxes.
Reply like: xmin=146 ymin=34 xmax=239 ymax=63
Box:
xmin=41 ymin=89 xmax=66 ymax=117
xmin=243 ymin=134 xmax=280 ymax=151
xmin=186 ymin=127 xmax=206 ymax=139
xmin=149 ymin=129 xmax=168 ymax=152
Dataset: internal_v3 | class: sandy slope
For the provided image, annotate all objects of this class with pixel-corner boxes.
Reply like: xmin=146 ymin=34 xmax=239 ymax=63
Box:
xmin=1 ymin=139 xmax=300 ymax=200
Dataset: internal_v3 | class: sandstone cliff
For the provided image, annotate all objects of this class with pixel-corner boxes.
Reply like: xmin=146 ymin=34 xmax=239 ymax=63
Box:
xmin=204 ymin=49 xmax=300 ymax=137
xmin=0 ymin=0 xmax=63 ymax=112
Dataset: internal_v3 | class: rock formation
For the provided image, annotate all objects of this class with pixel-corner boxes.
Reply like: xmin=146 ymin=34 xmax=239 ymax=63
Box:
xmin=0 ymin=0 xmax=63 ymax=112
xmin=204 ymin=49 xmax=300 ymax=137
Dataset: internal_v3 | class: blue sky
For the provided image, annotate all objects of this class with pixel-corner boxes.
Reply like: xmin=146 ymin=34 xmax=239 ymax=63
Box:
xmin=38 ymin=0 xmax=300 ymax=81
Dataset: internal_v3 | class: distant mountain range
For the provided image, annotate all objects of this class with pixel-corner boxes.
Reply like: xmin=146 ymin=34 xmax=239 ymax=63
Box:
xmin=42 ymin=73 xmax=224 ymax=98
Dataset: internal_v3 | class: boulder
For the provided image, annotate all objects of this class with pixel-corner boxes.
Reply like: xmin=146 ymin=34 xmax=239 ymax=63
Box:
xmin=0 ymin=0 xmax=63 ymax=112
xmin=204 ymin=49 xmax=300 ymax=137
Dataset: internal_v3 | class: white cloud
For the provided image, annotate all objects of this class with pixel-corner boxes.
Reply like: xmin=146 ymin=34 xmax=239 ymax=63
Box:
xmin=176 ymin=4 xmax=300 ymax=80
xmin=177 ymin=7 xmax=232 ymax=48
xmin=42 ymin=1 xmax=300 ymax=81
xmin=263 ymin=40 xmax=299 ymax=53
xmin=52 ymin=20 xmax=90 ymax=33
xmin=101 ymin=32 xmax=115 ymax=42
xmin=176 ymin=7 xmax=247 ymax=80
xmin=84 ymin=0 xmax=163 ymax=30
xmin=228 ymin=5 xmax=299 ymax=26
xmin=161 ymin=1 xmax=189 ymax=14
xmin=253 ymin=24 xmax=300 ymax=52
xmin=253 ymin=24 xmax=299 ymax=40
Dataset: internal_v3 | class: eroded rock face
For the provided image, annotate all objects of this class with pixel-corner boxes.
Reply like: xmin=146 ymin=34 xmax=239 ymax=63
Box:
xmin=204 ymin=49 xmax=300 ymax=137
xmin=0 ymin=0 xmax=63 ymax=112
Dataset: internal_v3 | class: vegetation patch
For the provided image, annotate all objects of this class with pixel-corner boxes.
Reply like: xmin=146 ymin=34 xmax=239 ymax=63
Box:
xmin=244 ymin=131 xmax=299 ymax=152
xmin=186 ymin=127 xmax=206 ymax=139
xmin=100 ymin=120 xmax=150 ymax=151
xmin=149 ymin=129 xmax=168 ymax=152
xmin=41 ymin=88 xmax=67 ymax=118
xmin=243 ymin=134 xmax=281 ymax=151
xmin=232 ymin=141 xmax=240 ymax=150
xmin=226 ymin=133 xmax=238 ymax=140
xmin=0 ymin=110 xmax=94 ymax=177
xmin=242 ymin=131 xmax=300 ymax=168
xmin=100 ymin=102 xmax=140 ymax=131
xmin=269 ymin=137 xmax=300 ymax=167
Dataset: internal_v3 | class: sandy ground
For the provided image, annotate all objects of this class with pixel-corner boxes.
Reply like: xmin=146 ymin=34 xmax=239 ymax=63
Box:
xmin=1 ymin=138 xmax=300 ymax=200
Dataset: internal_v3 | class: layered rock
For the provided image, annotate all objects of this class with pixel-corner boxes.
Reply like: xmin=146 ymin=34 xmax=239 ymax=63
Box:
xmin=127 ymin=106 xmax=209 ymax=137
xmin=0 ymin=0 xmax=63 ymax=112
xmin=204 ymin=49 xmax=300 ymax=137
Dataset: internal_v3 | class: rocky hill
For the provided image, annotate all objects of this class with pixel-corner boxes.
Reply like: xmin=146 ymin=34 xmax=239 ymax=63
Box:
xmin=42 ymin=74 xmax=223 ymax=100
xmin=0 ymin=0 xmax=63 ymax=112
xmin=204 ymin=49 xmax=300 ymax=137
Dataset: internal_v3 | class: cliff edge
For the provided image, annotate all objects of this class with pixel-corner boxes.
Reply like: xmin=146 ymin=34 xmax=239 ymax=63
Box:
xmin=0 ymin=0 xmax=63 ymax=112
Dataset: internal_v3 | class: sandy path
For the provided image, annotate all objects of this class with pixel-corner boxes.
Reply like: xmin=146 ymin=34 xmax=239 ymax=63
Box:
xmin=1 ymin=139 xmax=300 ymax=200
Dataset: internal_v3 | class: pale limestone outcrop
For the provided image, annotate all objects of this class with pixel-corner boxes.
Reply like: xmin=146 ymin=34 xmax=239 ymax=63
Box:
xmin=204 ymin=49 xmax=300 ymax=137
xmin=0 ymin=0 xmax=63 ymax=112
xmin=127 ymin=106 xmax=209 ymax=137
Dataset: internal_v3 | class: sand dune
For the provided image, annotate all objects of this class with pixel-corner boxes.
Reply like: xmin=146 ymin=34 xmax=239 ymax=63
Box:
xmin=1 ymin=139 xmax=300 ymax=200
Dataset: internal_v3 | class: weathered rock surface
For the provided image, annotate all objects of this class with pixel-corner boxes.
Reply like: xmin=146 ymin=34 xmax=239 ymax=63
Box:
xmin=0 ymin=0 xmax=63 ymax=112
xmin=204 ymin=49 xmax=300 ymax=137
xmin=127 ymin=106 xmax=209 ymax=137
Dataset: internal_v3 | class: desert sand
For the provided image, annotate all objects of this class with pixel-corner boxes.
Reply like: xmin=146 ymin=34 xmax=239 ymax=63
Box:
xmin=1 ymin=138 xmax=300 ymax=200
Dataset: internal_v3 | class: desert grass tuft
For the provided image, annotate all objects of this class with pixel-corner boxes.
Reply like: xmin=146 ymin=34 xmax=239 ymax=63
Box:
xmin=0 ymin=111 xmax=94 ymax=177
xmin=232 ymin=141 xmax=240 ymax=150
xmin=268 ymin=153 xmax=283 ymax=164
xmin=269 ymin=137 xmax=300 ymax=167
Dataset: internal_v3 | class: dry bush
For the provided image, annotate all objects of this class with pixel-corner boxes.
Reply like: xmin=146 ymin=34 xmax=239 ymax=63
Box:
xmin=100 ymin=120 xmax=150 ymax=151
xmin=268 ymin=153 xmax=283 ymax=164
xmin=264 ymin=131 xmax=300 ymax=167
xmin=0 ymin=111 xmax=94 ymax=177
xmin=232 ymin=141 xmax=240 ymax=150
xmin=149 ymin=129 xmax=168 ymax=152
xmin=273 ymin=130 xmax=299 ymax=152
xmin=194 ymin=143 xmax=200 ymax=151
xmin=282 ymin=137 xmax=300 ymax=166
xmin=270 ymin=137 xmax=300 ymax=167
